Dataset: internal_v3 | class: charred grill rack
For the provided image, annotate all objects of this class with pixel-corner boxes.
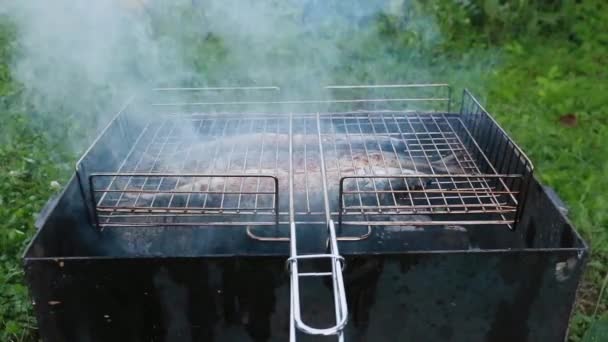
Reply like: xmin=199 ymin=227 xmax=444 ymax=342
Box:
xmin=80 ymin=85 xmax=533 ymax=233
xmin=73 ymin=84 xmax=534 ymax=340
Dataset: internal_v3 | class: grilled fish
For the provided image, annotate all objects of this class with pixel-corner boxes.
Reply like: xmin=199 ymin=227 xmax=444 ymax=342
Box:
xmin=106 ymin=133 xmax=466 ymax=209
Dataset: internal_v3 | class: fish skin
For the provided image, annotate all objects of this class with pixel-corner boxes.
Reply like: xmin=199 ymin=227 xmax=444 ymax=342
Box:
xmin=113 ymin=133 xmax=466 ymax=206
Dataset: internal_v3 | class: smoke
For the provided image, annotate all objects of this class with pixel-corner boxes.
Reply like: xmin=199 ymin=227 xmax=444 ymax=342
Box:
xmin=2 ymin=0 xmax=495 ymax=153
xmin=195 ymin=0 xmax=446 ymax=96
xmin=2 ymin=1 xmax=182 ymax=143
xmin=6 ymin=1 xmax=508 ymax=259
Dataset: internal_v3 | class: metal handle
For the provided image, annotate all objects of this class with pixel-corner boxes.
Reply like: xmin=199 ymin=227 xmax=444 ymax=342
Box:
xmin=87 ymin=173 xmax=280 ymax=230
xmin=326 ymin=83 xmax=452 ymax=113
xmin=287 ymin=113 xmax=348 ymax=340
xmin=150 ymin=83 xmax=452 ymax=113
xmin=152 ymin=86 xmax=281 ymax=92
xmin=288 ymin=220 xmax=348 ymax=339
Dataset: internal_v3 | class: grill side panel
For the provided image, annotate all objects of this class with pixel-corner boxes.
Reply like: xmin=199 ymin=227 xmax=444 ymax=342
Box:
xmin=24 ymin=250 xmax=585 ymax=342
xmin=459 ymin=90 xmax=534 ymax=227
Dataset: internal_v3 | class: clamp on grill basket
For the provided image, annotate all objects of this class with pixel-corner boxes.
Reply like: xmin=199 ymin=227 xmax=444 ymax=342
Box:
xmin=288 ymin=220 xmax=348 ymax=340
xmin=287 ymin=114 xmax=348 ymax=340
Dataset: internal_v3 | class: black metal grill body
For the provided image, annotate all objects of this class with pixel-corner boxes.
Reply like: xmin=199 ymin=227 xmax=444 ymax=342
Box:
xmin=23 ymin=85 xmax=587 ymax=341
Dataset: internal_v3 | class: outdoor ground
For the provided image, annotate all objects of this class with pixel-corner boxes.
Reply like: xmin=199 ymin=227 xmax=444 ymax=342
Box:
xmin=0 ymin=1 xmax=606 ymax=341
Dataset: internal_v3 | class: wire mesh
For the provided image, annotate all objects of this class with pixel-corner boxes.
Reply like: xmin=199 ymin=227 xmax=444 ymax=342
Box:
xmin=87 ymin=111 xmax=527 ymax=229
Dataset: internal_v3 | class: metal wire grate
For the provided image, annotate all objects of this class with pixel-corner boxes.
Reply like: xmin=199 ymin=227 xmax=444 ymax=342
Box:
xmin=86 ymin=111 xmax=526 ymax=230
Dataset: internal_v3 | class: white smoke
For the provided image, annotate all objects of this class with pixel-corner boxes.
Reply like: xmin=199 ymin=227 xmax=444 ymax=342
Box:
xmin=1 ymin=0 xmax=480 ymax=153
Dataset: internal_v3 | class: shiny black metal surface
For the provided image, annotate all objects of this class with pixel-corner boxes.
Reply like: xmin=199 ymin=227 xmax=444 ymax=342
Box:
xmin=24 ymin=174 xmax=587 ymax=341
xmin=23 ymin=86 xmax=587 ymax=341
xmin=24 ymin=250 xmax=584 ymax=342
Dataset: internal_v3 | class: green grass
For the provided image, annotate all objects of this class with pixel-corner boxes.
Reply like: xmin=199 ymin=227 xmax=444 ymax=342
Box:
xmin=480 ymin=3 xmax=608 ymax=338
xmin=0 ymin=2 xmax=607 ymax=341
xmin=0 ymin=18 xmax=73 ymax=341
xmin=486 ymin=40 xmax=608 ymax=340
xmin=0 ymin=115 xmax=71 ymax=341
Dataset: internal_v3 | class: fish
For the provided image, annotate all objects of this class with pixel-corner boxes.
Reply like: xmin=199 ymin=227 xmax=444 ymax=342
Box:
xmin=103 ymin=133 xmax=467 ymax=211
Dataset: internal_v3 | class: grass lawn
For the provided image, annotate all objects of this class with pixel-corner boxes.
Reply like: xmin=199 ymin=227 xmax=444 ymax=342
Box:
xmin=487 ymin=41 xmax=608 ymax=340
xmin=0 ymin=2 xmax=606 ymax=341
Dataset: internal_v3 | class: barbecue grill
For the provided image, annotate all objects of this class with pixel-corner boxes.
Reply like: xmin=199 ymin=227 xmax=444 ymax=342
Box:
xmin=24 ymin=84 xmax=587 ymax=341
